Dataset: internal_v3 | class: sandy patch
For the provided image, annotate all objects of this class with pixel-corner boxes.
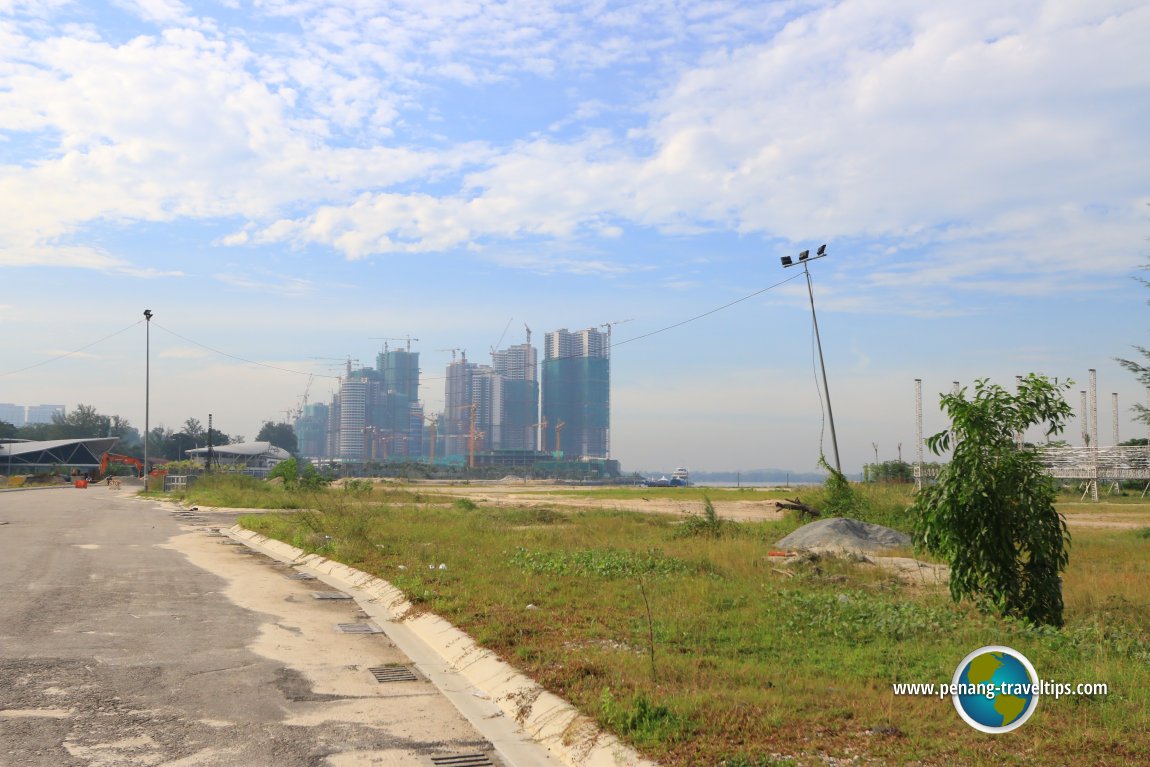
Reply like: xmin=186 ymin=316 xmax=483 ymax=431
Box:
xmin=163 ymin=530 xmax=479 ymax=740
xmin=422 ymin=484 xmax=789 ymax=522
xmin=1064 ymin=514 xmax=1150 ymax=530
xmin=0 ymin=708 xmax=72 ymax=718
xmin=870 ymin=556 xmax=949 ymax=587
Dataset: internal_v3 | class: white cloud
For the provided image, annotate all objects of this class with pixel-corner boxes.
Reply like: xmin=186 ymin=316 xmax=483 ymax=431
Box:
xmin=2 ymin=0 xmax=1147 ymax=303
xmin=213 ymin=270 xmax=316 ymax=296
xmin=158 ymin=346 xmax=211 ymax=359
xmin=243 ymin=1 xmax=1149 ymax=298
xmin=113 ymin=0 xmax=193 ymax=25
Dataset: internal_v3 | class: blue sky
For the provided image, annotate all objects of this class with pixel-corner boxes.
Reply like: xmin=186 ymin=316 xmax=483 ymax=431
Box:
xmin=1 ymin=0 xmax=1148 ymax=473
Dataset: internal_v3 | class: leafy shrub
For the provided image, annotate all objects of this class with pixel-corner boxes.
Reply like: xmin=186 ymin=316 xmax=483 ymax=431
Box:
xmin=675 ymin=496 xmax=736 ymax=539
xmin=268 ymin=457 xmax=299 ymax=486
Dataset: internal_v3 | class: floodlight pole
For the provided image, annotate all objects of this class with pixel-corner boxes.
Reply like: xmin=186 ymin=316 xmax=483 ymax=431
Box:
xmin=143 ymin=309 xmax=153 ymax=482
xmin=781 ymin=247 xmax=842 ymax=476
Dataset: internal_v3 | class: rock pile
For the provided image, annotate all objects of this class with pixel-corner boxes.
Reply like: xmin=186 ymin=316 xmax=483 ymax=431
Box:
xmin=776 ymin=517 xmax=911 ymax=554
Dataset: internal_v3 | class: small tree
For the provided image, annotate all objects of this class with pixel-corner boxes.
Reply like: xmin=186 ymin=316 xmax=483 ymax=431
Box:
xmin=913 ymin=374 xmax=1073 ymax=627
xmin=257 ymin=421 xmax=298 ymax=454
xmin=268 ymin=457 xmax=299 ymax=487
xmin=1118 ymin=258 xmax=1150 ymax=426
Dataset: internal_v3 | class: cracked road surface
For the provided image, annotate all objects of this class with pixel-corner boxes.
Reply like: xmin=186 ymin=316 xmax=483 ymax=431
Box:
xmin=0 ymin=486 xmax=506 ymax=767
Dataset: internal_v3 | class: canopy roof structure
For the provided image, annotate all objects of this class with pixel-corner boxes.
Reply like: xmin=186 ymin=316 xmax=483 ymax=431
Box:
xmin=0 ymin=437 xmax=119 ymax=472
xmin=185 ymin=441 xmax=291 ymax=470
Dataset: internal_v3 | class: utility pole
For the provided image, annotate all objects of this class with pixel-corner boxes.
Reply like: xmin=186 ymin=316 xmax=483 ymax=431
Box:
xmin=143 ymin=309 xmax=153 ymax=482
xmin=780 ymin=246 xmax=841 ymax=475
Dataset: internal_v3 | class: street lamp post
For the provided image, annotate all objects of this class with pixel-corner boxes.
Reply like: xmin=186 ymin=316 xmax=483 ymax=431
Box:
xmin=143 ymin=309 xmax=153 ymax=482
xmin=780 ymin=245 xmax=842 ymax=476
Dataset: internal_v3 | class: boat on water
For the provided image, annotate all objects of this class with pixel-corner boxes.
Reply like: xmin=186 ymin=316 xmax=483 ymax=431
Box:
xmin=644 ymin=467 xmax=690 ymax=487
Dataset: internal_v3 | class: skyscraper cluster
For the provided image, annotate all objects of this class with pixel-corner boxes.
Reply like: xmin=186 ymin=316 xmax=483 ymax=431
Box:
xmin=296 ymin=327 xmax=610 ymax=466
xmin=0 ymin=403 xmax=66 ymax=428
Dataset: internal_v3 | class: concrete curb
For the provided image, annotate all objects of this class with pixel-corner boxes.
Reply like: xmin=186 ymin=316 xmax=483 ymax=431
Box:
xmin=228 ymin=525 xmax=659 ymax=767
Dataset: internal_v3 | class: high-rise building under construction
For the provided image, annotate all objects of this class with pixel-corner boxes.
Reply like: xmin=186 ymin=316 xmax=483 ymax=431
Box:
xmin=541 ymin=327 xmax=609 ymax=459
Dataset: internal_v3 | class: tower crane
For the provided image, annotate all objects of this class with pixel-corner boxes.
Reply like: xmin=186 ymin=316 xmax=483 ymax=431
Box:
xmin=371 ymin=336 xmax=419 ymax=352
xmin=530 ymin=417 xmax=548 ymax=453
xmin=554 ymin=419 xmax=566 ymax=457
xmin=599 ymin=318 xmax=634 ymax=353
xmin=490 ymin=318 xmax=513 ymax=362
xmin=309 ymin=356 xmax=358 ymax=380
xmin=438 ymin=348 xmax=461 ymax=363
xmin=286 ymin=374 xmax=315 ymax=423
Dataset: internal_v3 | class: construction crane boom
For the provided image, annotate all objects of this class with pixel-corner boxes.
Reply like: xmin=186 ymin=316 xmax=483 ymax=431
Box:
xmin=370 ymin=336 xmax=419 ymax=352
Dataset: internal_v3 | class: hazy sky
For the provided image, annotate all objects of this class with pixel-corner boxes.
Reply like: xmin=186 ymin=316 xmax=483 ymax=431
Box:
xmin=2 ymin=0 xmax=1148 ymax=473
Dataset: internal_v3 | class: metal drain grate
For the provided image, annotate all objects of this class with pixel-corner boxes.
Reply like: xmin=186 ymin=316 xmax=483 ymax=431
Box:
xmin=334 ymin=622 xmax=382 ymax=634
xmin=311 ymin=592 xmax=353 ymax=600
xmin=368 ymin=664 xmax=420 ymax=683
xmin=288 ymin=572 xmax=316 ymax=580
xmin=220 ymin=540 xmax=245 ymax=546
xmin=429 ymin=754 xmax=497 ymax=767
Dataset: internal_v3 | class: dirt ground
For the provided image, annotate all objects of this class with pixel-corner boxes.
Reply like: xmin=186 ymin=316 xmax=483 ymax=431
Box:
xmin=409 ymin=481 xmax=1150 ymax=530
xmin=410 ymin=481 xmax=791 ymax=522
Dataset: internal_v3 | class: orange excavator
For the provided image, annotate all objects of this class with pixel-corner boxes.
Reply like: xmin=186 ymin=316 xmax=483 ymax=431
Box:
xmin=98 ymin=452 xmax=144 ymax=479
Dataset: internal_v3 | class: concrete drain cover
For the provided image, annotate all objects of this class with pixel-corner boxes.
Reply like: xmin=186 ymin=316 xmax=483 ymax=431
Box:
xmin=368 ymin=664 xmax=420 ymax=683
xmin=334 ymin=623 xmax=382 ymax=634
xmin=429 ymin=755 xmax=497 ymax=767
xmin=311 ymin=592 xmax=353 ymax=600
xmin=288 ymin=572 xmax=316 ymax=580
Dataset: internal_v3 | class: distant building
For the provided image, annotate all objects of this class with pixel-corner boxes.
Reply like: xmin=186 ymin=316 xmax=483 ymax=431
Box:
xmin=443 ymin=354 xmax=476 ymax=458
xmin=542 ymin=328 xmax=609 ymax=459
xmin=0 ymin=404 xmax=25 ymax=428
xmin=494 ymin=342 xmax=539 ymax=451
xmin=295 ymin=402 xmax=330 ymax=459
xmin=376 ymin=346 xmax=421 ymax=459
xmin=338 ymin=375 xmax=369 ymax=461
xmin=25 ymin=404 xmax=65 ymax=425
xmin=317 ymin=345 xmax=427 ymax=464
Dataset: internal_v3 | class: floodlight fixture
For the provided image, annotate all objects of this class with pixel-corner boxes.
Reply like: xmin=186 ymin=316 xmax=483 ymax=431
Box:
xmin=817 ymin=244 xmax=826 ymax=256
xmin=780 ymin=255 xmax=793 ymax=266
xmin=798 ymin=250 xmax=810 ymax=261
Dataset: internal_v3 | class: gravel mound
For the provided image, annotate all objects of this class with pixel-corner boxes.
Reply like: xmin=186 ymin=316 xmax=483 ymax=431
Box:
xmin=776 ymin=517 xmax=911 ymax=554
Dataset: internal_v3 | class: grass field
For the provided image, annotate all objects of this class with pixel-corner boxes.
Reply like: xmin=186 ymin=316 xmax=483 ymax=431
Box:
xmin=172 ymin=477 xmax=1150 ymax=766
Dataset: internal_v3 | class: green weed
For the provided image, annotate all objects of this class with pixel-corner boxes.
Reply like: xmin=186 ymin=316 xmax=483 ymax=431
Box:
xmin=598 ymin=688 xmax=693 ymax=747
xmin=674 ymin=496 xmax=737 ymax=539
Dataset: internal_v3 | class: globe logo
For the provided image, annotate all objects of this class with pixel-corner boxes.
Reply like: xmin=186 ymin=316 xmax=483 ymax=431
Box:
xmin=952 ymin=645 xmax=1040 ymax=733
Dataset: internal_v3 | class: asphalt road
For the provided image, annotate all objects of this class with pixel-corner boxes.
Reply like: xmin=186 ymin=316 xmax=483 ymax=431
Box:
xmin=0 ymin=485 xmax=515 ymax=767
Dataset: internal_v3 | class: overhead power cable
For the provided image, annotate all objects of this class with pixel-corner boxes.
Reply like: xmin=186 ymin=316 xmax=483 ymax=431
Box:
xmin=151 ymin=323 xmax=342 ymax=380
xmin=1 ymin=272 xmax=807 ymax=390
xmin=0 ymin=320 xmax=143 ymax=378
